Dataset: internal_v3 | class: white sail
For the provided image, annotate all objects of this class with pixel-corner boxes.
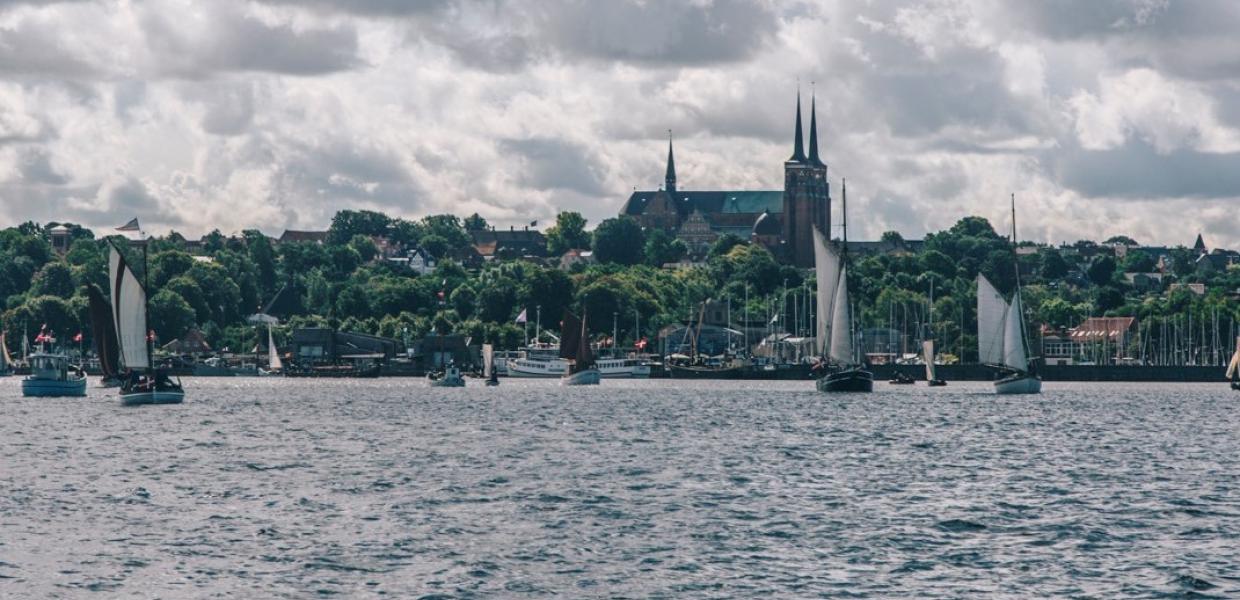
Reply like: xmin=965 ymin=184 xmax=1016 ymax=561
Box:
xmin=976 ymin=274 xmax=1008 ymax=366
xmin=829 ymin=266 xmax=854 ymax=365
xmin=813 ymin=226 xmax=839 ymax=357
xmin=1002 ymin=293 xmax=1029 ymax=372
xmin=268 ymin=326 xmax=283 ymax=371
xmin=923 ymin=340 xmax=936 ymax=381
xmin=482 ymin=343 xmax=495 ymax=379
xmin=109 ymin=246 xmax=150 ymax=370
xmin=1226 ymin=337 xmax=1240 ymax=379
xmin=0 ymin=332 xmax=10 ymax=369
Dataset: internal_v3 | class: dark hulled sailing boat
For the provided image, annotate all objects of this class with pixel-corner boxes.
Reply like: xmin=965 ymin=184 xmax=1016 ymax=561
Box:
xmin=86 ymin=284 xmax=123 ymax=387
xmin=813 ymin=180 xmax=873 ymax=393
xmin=559 ymin=310 xmax=600 ymax=385
xmin=109 ymin=239 xmax=185 ymax=405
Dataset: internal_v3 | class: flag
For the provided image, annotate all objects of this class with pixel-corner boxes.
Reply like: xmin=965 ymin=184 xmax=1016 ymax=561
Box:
xmin=769 ymin=314 xmax=779 ymax=325
xmin=73 ymin=332 xmax=83 ymax=343
xmin=635 ymin=337 xmax=648 ymax=351
xmin=529 ymin=220 xmax=537 ymax=227
xmin=116 ymin=218 xmax=140 ymax=232
xmin=515 ymin=308 xmax=527 ymax=324
xmin=147 ymin=330 xmax=156 ymax=342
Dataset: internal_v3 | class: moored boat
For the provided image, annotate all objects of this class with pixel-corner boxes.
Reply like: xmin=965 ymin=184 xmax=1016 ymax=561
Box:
xmin=1225 ymin=336 xmax=1240 ymax=391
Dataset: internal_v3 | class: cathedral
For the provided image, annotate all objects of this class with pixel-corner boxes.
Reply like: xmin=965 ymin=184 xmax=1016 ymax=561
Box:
xmin=619 ymin=92 xmax=831 ymax=267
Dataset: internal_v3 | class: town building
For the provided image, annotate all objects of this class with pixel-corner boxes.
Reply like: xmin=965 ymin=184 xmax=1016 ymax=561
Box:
xmin=620 ymin=91 xmax=831 ymax=266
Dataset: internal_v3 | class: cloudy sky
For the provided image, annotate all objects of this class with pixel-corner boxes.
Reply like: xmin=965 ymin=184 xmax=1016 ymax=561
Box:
xmin=1 ymin=0 xmax=1238 ymax=247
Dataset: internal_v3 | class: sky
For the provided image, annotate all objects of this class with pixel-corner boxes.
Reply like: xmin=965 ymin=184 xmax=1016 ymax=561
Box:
xmin=1 ymin=0 xmax=1238 ymax=247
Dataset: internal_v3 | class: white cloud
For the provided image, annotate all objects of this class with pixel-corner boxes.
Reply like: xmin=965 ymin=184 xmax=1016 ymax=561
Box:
xmin=1069 ymin=68 xmax=1240 ymax=153
xmin=0 ymin=0 xmax=1237 ymax=249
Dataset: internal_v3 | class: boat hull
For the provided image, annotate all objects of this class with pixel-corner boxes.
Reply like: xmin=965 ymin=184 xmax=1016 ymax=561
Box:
xmin=561 ymin=369 xmax=601 ymax=386
xmin=428 ymin=376 xmax=465 ymax=387
xmin=927 ymin=379 xmax=948 ymax=387
xmin=667 ymin=364 xmax=745 ymax=379
xmin=120 ymin=390 xmax=185 ymax=405
xmin=22 ymin=378 xmax=87 ymax=397
xmin=816 ymin=368 xmax=874 ymax=393
xmin=507 ymin=358 xmax=648 ymax=378
xmin=994 ymin=373 xmax=1041 ymax=394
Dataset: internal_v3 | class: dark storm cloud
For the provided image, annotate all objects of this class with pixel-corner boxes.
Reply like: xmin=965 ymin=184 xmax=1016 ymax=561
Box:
xmin=1048 ymin=140 xmax=1240 ymax=199
xmin=500 ymin=137 xmax=606 ymax=196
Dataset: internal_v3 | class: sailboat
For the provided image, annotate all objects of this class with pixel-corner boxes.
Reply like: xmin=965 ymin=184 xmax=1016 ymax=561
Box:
xmin=109 ymin=241 xmax=185 ymax=405
xmin=483 ymin=343 xmax=499 ymax=386
xmin=925 ymin=281 xmax=946 ymax=386
xmin=0 ymin=332 xmax=12 ymax=376
xmin=1225 ymin=336 xmax=1240 ymax=391
xmin=813 ymin=179 xmax=873 ymax=393
xmin=259 ymin=326 xmax=284 ymax=376
xmin=976 ymin=195 xmax=1041 ymax=395
xmin=86 ymin=284 xmax=123 ymax=387
xmin=560 ymin=310 xmax=600 ymax=385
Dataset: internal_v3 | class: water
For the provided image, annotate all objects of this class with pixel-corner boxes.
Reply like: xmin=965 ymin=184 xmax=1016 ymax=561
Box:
xmin=2 ymin=378 xmax=1238 ymax=598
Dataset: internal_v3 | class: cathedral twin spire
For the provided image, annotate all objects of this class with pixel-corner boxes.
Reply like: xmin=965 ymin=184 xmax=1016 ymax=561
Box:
xmin=789 ymin=88 xmax=824 ymax=167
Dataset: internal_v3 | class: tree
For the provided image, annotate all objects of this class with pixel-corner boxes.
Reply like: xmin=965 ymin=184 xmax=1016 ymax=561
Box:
xmin=328 ymin=210 xmax=391 ymax=245
xmin=464 ymin=213 xmax=489 ymax=231
xmin=880 ymin=230 xmax=905 ymax=245
xmin=708 ymin=234 xmax=746 ymax=259
xmin=1040 ymin=249 xmax=1069 ymax=280
xmin=30 ymin=262 xmax=75 ymax=299
xmin=349 ymin=234 xmax=379 ymax=263
xmin=644 ymin=229 xmax=687 ymax=267
xmin=1104 ymin=235 xmax=1138 ymax=246
xmin=243 ymin=230 xmax=278 ymax=295
xmin=545 ymin=211 xmax=590 ymax=255
xmin=1121 ymin=250 xmax=1155 ymax=273
xmin=476 ymin=278 xmax=517 ymax=323
xmin=150 ymin=250 xmax=197 ymax=288
xmin=592 ymin=217 xmax=645 ymax=265
xmin=1087 ymin=256 xmax=1117 ymax=287
xmin=334 ymin=284 xmax=371 ymax=318
xmin=419 ymin=215 xmax=471 ymax=254
xmin=150 ymin=289 xmax=196 ymax=340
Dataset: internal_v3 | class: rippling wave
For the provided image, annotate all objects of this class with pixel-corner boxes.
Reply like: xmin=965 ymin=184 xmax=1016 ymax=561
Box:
xmin=1 ymin=378 xmax=1237 ymax=597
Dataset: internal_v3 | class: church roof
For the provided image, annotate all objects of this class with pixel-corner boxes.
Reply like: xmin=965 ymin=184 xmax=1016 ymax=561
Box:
xmin=622 ymin=190 xmax=782 ymax=217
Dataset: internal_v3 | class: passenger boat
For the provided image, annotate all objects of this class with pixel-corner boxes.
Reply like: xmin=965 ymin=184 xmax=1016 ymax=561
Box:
xmin=506 ymin=344 xmax=650 ymax=378
xmin=108 ymin=237 xmax=185 ymax=406
xmin=559 ymin=310 xmax=600 ymax=386
xmin=22 ymin=349 xmax=87 ymax=397
xmin=813 ymin=180 xmax=873 ymax=393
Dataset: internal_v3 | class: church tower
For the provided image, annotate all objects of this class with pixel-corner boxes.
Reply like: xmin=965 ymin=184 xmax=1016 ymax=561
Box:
xmin=782 ymin=90 xmax=830 ymax=267
xmin=664 ymin=131 xmax=677 ymax=195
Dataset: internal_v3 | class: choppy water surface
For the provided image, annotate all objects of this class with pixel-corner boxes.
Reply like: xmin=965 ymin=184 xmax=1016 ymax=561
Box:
xmin=2 ymin=378 xmax=1238 ymax=598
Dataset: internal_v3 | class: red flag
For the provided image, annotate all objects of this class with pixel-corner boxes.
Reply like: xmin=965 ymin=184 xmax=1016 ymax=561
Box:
xmin=147 ymin=330 xmax=156 ymax=341
xmin=73 ymin=332 xmax=83 ymax=343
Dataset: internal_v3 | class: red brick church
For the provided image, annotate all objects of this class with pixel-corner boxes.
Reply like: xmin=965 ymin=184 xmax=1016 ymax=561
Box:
xmin=619 ymin=92 xmax=831 ymax=267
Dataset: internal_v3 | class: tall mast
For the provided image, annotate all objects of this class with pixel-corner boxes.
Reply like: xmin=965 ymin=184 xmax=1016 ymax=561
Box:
xmin=142 ymin=233 xmax=153 ymax=375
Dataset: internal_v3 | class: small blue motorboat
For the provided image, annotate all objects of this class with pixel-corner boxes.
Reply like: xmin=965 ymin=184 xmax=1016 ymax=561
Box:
xmin=22 ymin=351 xmax=87 ymax=397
